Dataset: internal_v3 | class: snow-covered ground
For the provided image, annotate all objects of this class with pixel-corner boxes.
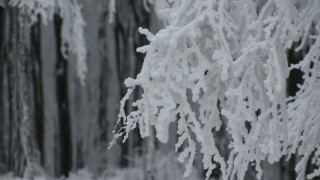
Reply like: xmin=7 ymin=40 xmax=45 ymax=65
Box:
xmin=0 ymin=153 xmax=203 ymax=180
xmin=0 ymin=168 xmax=201 ymax=180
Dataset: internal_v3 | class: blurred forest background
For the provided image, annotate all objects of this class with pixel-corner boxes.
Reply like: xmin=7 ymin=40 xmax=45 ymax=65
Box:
xmin=0 ymin=1 xmax=176 ymax=179
xmin=0 ymin=0 xmax=315 ymax=180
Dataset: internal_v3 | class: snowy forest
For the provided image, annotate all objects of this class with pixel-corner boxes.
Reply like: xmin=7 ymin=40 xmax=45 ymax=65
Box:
xmin=0 ymin=0 xmax=320 ymax=180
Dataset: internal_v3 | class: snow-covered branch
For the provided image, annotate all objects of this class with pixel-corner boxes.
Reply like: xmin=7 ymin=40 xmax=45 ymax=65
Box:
xmin=112 ymin=0 xmax=320 ymax=180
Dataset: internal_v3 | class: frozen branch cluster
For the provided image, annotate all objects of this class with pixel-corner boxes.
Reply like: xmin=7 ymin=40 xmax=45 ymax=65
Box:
xmin=287 ymin=1 xmax=320 ymax=179
xmin=11 ymin=0 xmax=87 ymax=85
xmin=112 ymin=0 xmax=320 ymax=180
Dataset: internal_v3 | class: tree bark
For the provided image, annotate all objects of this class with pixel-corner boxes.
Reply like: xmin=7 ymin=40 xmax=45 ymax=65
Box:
xmin=54 ymin=14 xmax=72 ymax=176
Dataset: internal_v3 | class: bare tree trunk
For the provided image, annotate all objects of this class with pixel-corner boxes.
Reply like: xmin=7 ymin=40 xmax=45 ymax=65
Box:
xmin=30 ymin=19 xmax=44 ymax=167
xmin=54 ymin=14 xmax=72 ymax=176
xmin=0 ymin=5 xmax=6 ymax=175
xmin=0 ymin=5 xmax=42 ymax=178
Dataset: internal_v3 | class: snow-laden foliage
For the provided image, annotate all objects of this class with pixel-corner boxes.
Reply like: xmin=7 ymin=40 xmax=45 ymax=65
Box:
xmin=10 ymin=0 xmax=55 ymax=24
xmin=287 ymin=1 xmax=320 ymax=179
xmin=57 ymin=0 xmax=87 ymax=85
xmin=10 ymin=0 xmax=87 ymax=85
xmin=108 ymin=0 xmax=115 ymax=23
xmin=111 ymin=0 xmax=320 ymax=180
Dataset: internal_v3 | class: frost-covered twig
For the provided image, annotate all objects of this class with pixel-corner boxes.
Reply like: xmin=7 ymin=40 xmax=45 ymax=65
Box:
xmin=110 ymin=0 xmax=320 ymax=180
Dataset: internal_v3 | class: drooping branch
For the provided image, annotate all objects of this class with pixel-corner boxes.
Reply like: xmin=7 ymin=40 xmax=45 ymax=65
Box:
xmin=111 ymin=0 xmax=320 ymax=180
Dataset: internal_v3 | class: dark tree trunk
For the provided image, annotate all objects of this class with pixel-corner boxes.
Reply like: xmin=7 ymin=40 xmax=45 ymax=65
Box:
xmin=5 ymin=7 xmax=27 ymax=176
xmin=0 ymin=6 xmax=43 ymax=178
xmin=54 ymin=14 xmax=72 ymax=176
xmin=30 ymin=17 xmax=45 ymax=166
xmin=98 ymin=9 xmax=109 ymax=152
xmin=0 ymin=5 xmax=6 ymax=174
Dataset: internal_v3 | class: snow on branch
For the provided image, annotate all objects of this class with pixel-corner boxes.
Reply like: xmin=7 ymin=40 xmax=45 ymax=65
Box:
xmin=57 ymin=0 xmax=87 ymax=85
xmin=10 ymin=0 xmax=55 ymax=25
xmin=111 ymin=0 xmax=320 ymax=180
